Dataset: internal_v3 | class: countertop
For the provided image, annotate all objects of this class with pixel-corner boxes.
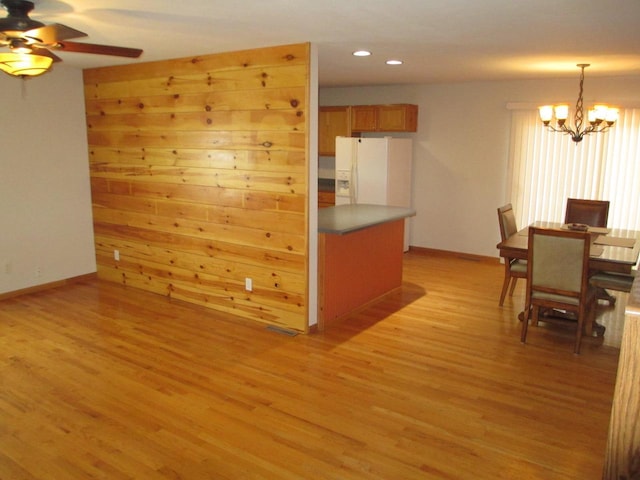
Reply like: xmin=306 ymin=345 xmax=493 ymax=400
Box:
xmin=318 ymin=204 xmax=416 ymax=235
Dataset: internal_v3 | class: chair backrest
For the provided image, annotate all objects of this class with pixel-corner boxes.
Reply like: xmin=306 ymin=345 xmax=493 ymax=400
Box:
xmin=564 ymin=198 xmax=610 ymax=227
xmin=527 ymin=227 xmax=591 ymax=298
xmin=498 ymin=203 xmax=519 ymax=241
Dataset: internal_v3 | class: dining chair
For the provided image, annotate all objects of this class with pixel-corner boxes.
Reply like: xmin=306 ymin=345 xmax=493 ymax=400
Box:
xmin=564 ymin=197 xmax=619 ymax=304
xmin=521 ymin=227 xmax=597 ymax=354
xmin=590 ymin=270 xmax=636 ymax=297
xmin=497 ymin=203 xmax=527 ymax=306
xmin=564 ymin=198 xmax=610 ymax=228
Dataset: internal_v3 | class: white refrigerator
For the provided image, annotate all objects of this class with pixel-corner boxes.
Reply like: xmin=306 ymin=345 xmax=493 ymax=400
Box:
xmin=334 ymin=136 xmax=413 ymax=250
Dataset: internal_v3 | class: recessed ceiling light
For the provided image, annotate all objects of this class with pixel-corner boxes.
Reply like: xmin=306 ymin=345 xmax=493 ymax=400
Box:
xmin=386 ymin=59 xmax=403 ymax=65
xmin=353 ymin=50 xmax=372 ymax=57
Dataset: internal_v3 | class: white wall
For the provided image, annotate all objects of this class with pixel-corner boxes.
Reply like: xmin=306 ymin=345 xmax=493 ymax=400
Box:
xmin=0 ymin=66 xmax=96 ymax=294
xmin=320 ymin=76 xmax=640 ymax=258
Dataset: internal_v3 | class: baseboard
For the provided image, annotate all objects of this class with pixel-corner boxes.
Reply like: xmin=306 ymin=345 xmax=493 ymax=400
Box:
xmin=0 ymin=273 xmax=97 ymax=301
xmin=408 ymin=246 xmax=499 ymax=264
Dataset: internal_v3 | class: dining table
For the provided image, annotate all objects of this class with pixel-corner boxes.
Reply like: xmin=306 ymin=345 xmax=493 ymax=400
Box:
xmin=497 ymin=221 xmax=640 ymax=336
xmin=497 ymin=221 xmax=640 ymax=275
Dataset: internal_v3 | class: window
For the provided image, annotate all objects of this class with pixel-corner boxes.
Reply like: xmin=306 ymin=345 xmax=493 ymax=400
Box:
xmin=508 ymin=108 xmax=640 ymax=230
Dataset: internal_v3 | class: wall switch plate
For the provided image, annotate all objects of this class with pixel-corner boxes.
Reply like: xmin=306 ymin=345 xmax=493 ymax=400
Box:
xmin=245 ymin=277 xmax=252 ymax=292
xmin=114 ymin=250 xmax=120 ymax=261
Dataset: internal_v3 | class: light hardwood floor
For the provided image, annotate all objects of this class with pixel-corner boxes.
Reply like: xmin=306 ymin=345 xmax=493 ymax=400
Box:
xmin=0 ymin=252 xmax=625 ymax=479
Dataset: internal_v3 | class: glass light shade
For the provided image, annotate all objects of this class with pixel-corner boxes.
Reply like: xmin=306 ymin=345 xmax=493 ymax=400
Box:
xmin=554 ymin=105 xmax=569 ymax=120
xmin=587 ymin=109 xmax=597 ymax=123
xmin=0 ymin=52 xmax=53 ymax=77
xmin=539 ymin=105 xmax=553 ymax=122
xmin=605 ymin=108 xmax=619 ymax=123
xmin=593 ymin=105 xmax=608 ymax=121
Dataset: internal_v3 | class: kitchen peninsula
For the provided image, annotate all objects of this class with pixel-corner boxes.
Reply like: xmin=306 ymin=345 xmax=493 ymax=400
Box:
xmin=317 ymin=204 xmax=415 ymax=329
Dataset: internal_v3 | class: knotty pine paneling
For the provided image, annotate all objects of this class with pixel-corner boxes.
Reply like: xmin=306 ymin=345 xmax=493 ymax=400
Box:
xmin=83 ymin=44 xmax=308 ymax=83
xmin=84 ymin=87 xmax=306 ymax=116
xmin=90 ymin=147 xmax=306 ymax=173
xmin=84 ymin=43 xmax=310 ymax=332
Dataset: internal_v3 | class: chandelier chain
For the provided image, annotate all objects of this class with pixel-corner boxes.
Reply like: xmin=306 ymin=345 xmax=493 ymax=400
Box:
xmin=574 ymin=65 xmax=586 ymax=135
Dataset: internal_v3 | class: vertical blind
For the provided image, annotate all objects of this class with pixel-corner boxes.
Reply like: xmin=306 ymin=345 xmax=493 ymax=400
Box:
xmin=508 ymin=108 xmax=640 ymax=230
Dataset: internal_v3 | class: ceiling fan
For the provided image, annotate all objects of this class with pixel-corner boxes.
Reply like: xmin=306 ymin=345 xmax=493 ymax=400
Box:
xmin=0 ymin=0 xmax=142 ymax=77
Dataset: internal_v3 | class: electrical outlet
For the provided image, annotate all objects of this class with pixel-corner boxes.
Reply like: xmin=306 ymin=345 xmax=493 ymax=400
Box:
xmin=35 ymin=266 xmax=42 ymax=278
xmin=114 ymin=249 xmax=120 ymax=261
xmin=245 ymin=277 xmax=253 ymax=292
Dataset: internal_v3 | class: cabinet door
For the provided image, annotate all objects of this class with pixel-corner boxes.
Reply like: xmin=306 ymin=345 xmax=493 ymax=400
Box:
xmin=351 ymin=106 xmax=377 ymax=132
xmin=377 ymin=104 xmax=418 ymax=132
xmin=318 ymin=191 xmax=335 ymax=208
xmin=318 ymin=107 xmax=350 ymax=156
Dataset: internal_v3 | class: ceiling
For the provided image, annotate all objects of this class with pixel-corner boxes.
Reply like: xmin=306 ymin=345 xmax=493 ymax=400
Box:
xmin=14 ymin=0 xmax=640 ymax=86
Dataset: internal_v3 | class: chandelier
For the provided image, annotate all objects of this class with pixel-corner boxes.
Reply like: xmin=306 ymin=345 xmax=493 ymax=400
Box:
xmin=538 ymin=64 xmax=618 ymax=143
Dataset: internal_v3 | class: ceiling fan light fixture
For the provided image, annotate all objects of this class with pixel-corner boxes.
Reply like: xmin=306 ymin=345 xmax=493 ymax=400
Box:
xmin=9 ymin=37 xmax=32 ymax=53
xmin=0 ymin=0 xmax=44 ymax=32
xmin=0 ymin=0 xmax=143 ymax=77
xmin=0 ymin=51 xmax=52 ymax=76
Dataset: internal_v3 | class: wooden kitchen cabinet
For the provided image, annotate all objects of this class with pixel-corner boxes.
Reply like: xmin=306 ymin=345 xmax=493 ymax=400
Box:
xmin=319 ymin=104 xmax=418 ymax=156
xmin=350 ymin=106 xmax=378 ymax=132
xmin=318 ymin=191 xmax=335 ymax=208
xmin=378 ymin=104 xmax=418 ymax=131
xmin=318 ymin=106 xmax=351 ymax=156
xmin=351 ymin=104 xmax=418 ymax=132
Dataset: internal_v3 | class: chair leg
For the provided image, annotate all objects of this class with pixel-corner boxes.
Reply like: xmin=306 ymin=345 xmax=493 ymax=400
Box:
xmin=508 ymin=277 xmax=518 ymax=296
xmin=574 ymin=305 xmax=586 ymax=355
xmin=596 ymin=287 xmax=616 ymax=305
xmin=585 ymin=295 xmax=598 ymax=337
xmin=584 ymin=292 xmax=597 ymax=336
xmin=531 ymin=304 xmax=540 ymax=327
xmin=584 ymin=311 xmax=593 ymax=337
xmin=521 ymin=303 xmax=535 ymax=344
xmin=520 ymin=307 xmax=529 ymax=344
xmin=499 ymin=268 xmax=511 ymax=306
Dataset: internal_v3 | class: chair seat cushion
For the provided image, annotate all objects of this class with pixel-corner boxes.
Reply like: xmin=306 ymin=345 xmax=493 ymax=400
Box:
xmin=531 ymin=291 xmax=580 ymax=306
xmin=590 ymin=272 xmax=635 ymax=292
xmin=510 ymin=259 xmax=527 ymax=273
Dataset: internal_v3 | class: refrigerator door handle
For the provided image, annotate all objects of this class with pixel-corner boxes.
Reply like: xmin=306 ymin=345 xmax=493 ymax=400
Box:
xmin=350 ymin=138 xmax=358 ymax=203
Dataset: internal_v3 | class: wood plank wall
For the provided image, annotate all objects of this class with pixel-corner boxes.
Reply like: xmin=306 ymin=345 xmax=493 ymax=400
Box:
xmin=83 ymin=43 xmax=310 ymax=332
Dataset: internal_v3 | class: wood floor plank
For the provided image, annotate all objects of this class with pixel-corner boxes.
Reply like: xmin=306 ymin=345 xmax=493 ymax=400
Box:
xmin=0 ymin=252 xmax=622 ymax=479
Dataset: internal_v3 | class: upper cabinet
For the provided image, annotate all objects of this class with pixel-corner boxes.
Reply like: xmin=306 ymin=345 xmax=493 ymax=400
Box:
xmin=351 ymin=104 xmax=418 ymax=133
xmin=318 ymin=106 xmax=351 ymax=156
xmin=350 ymin=105 xmax=377 ymax=132
xmin=319 ymin=104 xmax=419 ymax=156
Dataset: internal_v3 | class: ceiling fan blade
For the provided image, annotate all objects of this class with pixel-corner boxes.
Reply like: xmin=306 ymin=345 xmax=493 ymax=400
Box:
xmin=23 ymin=23 xmax=87 ymax=44
xmin=32 ymin=46 xmax=62 ymax=63
xmin=53 ymin=40 xmax=143 ymax=58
